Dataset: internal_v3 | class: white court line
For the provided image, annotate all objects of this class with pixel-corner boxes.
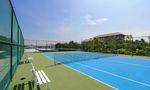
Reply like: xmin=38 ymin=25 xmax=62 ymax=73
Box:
xmin=106 ymin=60 xmax=150 ymax=69
xmin=43 ymin=53 xmax=118 ymax=90
xmin=76 ymin=63 xmax=150 ymax=88
xmin=63 ymin=64 xmax=118 ymax=90
xmin=43 ymin=54 xmax=150 ymax=89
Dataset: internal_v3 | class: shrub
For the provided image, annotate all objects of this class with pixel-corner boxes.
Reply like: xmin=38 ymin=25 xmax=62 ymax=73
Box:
xmin=135 ymin=49 xmax=145 ymax=55
xmin=117 ymin=49 xmax=130 ymax=54
xmin=57 ymin=48 xmax=80 ymax=51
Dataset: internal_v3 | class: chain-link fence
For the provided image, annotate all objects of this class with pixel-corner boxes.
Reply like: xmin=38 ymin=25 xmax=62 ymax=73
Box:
xmin=25 ymin=39 xmax=65 ymax=52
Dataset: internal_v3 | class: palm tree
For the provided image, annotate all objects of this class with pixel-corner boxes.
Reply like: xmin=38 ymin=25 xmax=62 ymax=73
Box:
xmin=125 ymin=35 xmax=133 ymax=55
xmin=148 ymin=36 xmax=150 ymax=44
xmin=126 ymin=35 xmax=133 ymax=41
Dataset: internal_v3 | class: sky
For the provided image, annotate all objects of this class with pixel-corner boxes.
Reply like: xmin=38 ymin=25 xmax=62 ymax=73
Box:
xmin=11 ymin=0 xmax=150 ymax=42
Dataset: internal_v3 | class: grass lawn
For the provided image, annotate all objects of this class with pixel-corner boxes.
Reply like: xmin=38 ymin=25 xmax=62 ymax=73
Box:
xmin=8 ymin=53 xmax=114 ymax=90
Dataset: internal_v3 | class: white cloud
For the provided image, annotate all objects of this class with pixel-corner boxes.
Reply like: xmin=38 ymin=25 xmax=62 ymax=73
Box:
xmin=86 ymin=19 xmax=97 ymax=25
xmin=95 ymin=18 xmax=109 ymax=23
xmin=84 ymin=15 xmax=109 ymax=25
xmin=84 ymin=15 xmax=96 ymax=25
xmin=59 ymin=23 xmax=72 ymax=33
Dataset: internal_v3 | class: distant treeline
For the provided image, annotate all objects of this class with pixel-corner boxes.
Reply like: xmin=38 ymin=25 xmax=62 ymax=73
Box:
xmin=56 ymin=35 xmax=150 ymax=56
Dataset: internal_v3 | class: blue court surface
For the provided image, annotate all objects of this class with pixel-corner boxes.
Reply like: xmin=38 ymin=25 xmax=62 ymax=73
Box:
xmin=43 ymin=52 xmax=150 ymax=90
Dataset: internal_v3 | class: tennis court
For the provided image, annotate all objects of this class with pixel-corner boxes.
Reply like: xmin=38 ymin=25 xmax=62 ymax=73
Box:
xmin=43 ymin=52 xmax=150 ymax=90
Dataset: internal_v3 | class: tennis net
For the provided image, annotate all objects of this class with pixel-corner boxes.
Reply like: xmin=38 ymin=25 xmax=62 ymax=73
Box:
xmin=53 ymin=52 xmax=116 ymax=65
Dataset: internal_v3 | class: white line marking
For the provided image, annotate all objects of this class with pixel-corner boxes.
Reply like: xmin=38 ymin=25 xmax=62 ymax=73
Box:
xmin=43 ymin=53 xmax=150 ymax=89
xmin=76 ymin=63 xmax=150 ymax=88
xmin=43 ymin=53 xmax=118 ymax=90
xmin=63 ymin=64 xmax=118 ymax=90
xmin=107 ymin=60 xmax=150 ymax=69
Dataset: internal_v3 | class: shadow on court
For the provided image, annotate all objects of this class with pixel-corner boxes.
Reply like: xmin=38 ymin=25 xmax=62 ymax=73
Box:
xmin=45 ymin=63 xmax=63 ymax=68
xmin=18 ymin=61 xmax=30 ymax=65
xmin=13 ymin=81 xmax=41 ymax=90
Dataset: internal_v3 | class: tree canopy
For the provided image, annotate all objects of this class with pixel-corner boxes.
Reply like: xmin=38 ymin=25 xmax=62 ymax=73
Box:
xmin=55 ymin=36 xmax=150 ymax=56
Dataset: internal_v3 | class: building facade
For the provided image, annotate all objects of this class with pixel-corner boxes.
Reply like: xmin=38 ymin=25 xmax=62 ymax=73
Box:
xmin=82 ymin=32 xmax=126 ymax=42
xmin=0 ymin=0 xmax=24 ymax=89
xmin=94 ymin=32 xmax=126 ymax=41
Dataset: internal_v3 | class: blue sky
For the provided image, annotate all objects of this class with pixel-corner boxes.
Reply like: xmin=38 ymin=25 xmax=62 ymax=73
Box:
xmin=11 ymin=0 xmax=150 ymax=41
